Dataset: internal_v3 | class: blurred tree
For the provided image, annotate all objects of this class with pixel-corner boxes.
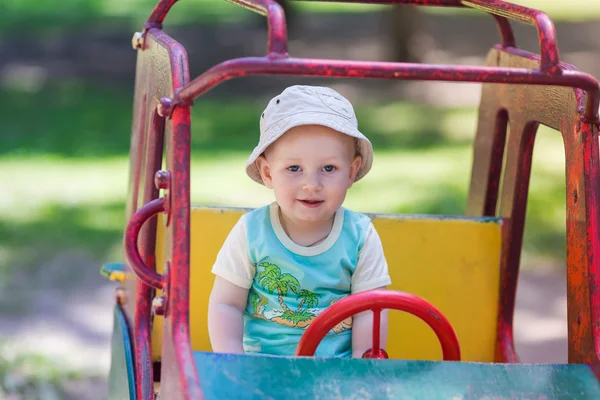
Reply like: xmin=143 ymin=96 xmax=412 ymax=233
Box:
xmin=388 ymin=5 xmax=421 ymax=62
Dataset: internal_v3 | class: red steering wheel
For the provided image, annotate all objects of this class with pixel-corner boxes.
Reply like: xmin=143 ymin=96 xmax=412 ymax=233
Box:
xmin=295 ymin=290 xmax=461 ymax=360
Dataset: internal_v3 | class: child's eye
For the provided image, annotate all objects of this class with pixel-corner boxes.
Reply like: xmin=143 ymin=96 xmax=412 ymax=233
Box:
xmin=287 ymin=165 xmax=300 ymax=172
xmin=322 ymin=165 xmax=336 ymax=172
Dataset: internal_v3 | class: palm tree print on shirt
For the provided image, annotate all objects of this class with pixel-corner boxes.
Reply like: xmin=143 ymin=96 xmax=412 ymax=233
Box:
xmin=296 ymin=289 xmax=321 ymax=312
xmin=255 ymin=261 xmax=350 ymax=332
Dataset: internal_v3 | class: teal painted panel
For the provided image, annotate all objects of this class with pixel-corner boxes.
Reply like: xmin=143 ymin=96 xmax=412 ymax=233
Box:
xmin=193 ymin=352 xmax=600 ymax=400
xmin=108 ymin=305 xmax=136 ymax=400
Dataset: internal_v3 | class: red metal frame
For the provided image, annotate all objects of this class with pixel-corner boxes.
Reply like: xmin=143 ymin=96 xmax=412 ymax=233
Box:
xmin=124 ymin=28 xmax=192 ymax=400
xmin=295 ymin=290 xmax=461 ymax=361
xmin=148 ymin=0 xmax=599 ymax=122
xmin=120 ymin=1 xmax=600 ymax=399
xmin=466 ymin=47 xmax=600 ymax=368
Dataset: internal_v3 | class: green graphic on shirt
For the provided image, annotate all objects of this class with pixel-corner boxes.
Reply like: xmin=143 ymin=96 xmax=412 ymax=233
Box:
xmin=250 ymin=293 xmax=268 ymax=319
xmin=255 ymin=261 xmax=351 ymax=332
xmin=296 ymin=289 xmax=321 ymax=312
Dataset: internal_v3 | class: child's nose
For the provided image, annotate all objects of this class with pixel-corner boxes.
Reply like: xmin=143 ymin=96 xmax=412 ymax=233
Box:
xmin=303 ymin=173 xmax=323 ymax=192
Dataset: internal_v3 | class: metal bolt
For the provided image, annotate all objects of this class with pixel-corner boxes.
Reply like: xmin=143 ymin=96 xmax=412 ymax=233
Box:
xmin=155 ymin=170 xmax=171 ymax=190
xmin=132 ymin=32 xmax=144 ymax=50
xmin=152 ymin=296 xmax=166 ymax=316
xmin=157 ymin=97 xmax=173 ymax=118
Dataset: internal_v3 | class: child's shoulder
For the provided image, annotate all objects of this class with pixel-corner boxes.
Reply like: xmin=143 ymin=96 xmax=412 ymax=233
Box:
xmin=340 ymin=208 xmax=374 ymax=246
xmin=342 ymin=207 xmax=373 ymax=227
xmin=241 ymin=203 xmax=272 ymax=227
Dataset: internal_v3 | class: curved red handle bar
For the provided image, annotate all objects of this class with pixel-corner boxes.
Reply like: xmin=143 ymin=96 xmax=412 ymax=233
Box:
xmin=145 ymin=0 xmax=557 ymax=73
xmin=124 ymin=197 xmax=166 ymax=290
xmin=146 ymin=0 xmax=287 ymax=55
xmin=295 ymin=290 xmax=461 ymax=361
xmin=462 ymin=0 xmax=559 ymax=74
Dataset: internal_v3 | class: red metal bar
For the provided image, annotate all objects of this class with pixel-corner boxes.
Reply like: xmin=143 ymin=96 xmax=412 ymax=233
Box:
xmin=174 ymin=56 xmax=600 ymax=122
xmin=462 ymin=0 xmax=559 ymax=74
xmin=296 ymin=1 xmax=557 ymax=70
xmin=295 ymin=290 xmax=461 ymax=361
xmin=491 ymin=14 xmax=516 ymax=48
xmin=146 ymin=0 xmax=179 ymax=29
xmin=146 ymin=0 xmax=288 ymax=55
xmin=224 ymin=0 xmax=288 ymax=55
xmin=125 ymin=197 xmax=167 ymax=290
xmin=496 ymin=120 xmax=539 ymax=363
xmin=482 ymin=109 xmax=508 ymax=216
xmin=163 ymin=103 xmax=202 ymax=400
xmin=144 ymin=0 xmax=549 ymax=70
xmin=372 ymin=308 xmax=381 ymax=353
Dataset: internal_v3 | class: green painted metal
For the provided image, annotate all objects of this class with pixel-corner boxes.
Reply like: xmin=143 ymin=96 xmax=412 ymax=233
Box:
xmin=108 ymin=305 xmax=136 ymax=400
xmin=194 ymin=352 xmax=600 ymax=399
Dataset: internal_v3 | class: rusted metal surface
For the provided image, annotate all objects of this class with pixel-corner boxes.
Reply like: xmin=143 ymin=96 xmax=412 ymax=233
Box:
xmin=127 ymin=28 xmax=200 ymax=399
xmin=159 ymin=101 xmax=200 ymax=399
xmin=466 ymin=48 xmax=600 ymax=372
xmin=295 ymin=290 xmax=461 ymax=361
xmin=125 ymin=27 xmax=193 ymax=400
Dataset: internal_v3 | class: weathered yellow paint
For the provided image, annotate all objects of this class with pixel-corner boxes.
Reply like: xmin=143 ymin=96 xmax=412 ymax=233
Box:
xmin=153 ymin=207 xmax=502 ymax=362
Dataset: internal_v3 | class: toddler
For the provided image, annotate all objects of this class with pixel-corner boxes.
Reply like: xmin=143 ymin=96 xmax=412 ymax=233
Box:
xmin=207 ymin=85 xmax=391 ymax=358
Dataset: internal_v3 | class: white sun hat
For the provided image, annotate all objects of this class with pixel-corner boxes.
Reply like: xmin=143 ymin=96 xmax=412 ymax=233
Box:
xmin=245 ymin=85 xmax=374 ymax=185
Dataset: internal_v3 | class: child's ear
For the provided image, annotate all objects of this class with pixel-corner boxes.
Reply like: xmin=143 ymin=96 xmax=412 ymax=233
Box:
xmin=348 ymin=155 xmax=362 ymax=185
xmin=256 ymin=155 xmax=274 ymax=189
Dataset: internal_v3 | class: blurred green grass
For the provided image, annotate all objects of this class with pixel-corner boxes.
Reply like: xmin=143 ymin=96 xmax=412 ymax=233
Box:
xmin=0 ymin=80 xmax=567 ymax=289
xmin=2 ymin=0 xmax=600 ymax=35
xmin=1 ymin=350 xmax=83 ymax=398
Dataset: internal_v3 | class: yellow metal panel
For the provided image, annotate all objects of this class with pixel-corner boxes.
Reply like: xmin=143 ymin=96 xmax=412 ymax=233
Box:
xmin=153 ymin=208 xmax=501 ymax=362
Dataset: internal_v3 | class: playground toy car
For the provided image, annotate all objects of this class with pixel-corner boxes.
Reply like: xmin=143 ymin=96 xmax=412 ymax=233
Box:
xmin=101 ymin=0 xmax=600 ymax=399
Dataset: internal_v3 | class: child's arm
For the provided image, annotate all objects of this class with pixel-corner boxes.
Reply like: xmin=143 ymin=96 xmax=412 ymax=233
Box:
xmin=351 ymin=222 xmax=392 ymax=358
xmin=208 ymin=215 xmax=255 ymax=354
xmin=351 ymin=289 xmax=388 ymax=358
xmin=208 ymin=277 xmax=249 ymax=354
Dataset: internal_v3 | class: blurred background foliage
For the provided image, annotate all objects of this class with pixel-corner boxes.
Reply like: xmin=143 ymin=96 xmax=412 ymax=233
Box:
xmin=1 ymin=0 xmax=597 ymax=398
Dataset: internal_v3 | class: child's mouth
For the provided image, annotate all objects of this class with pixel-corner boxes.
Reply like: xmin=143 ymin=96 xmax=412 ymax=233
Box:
xmin=299 ymin=199 xmax=324 ymax=208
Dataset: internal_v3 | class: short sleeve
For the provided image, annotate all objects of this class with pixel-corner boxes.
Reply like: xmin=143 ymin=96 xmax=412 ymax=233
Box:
xmin=351 ymin=223 xmax=391 ymax=294
xmin=211 ymin=215 xmax=255 ymax=289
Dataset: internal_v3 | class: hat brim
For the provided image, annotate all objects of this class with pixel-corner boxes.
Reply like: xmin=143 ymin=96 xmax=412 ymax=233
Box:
xmin=246 ymin=112 xmax=373 ymax=185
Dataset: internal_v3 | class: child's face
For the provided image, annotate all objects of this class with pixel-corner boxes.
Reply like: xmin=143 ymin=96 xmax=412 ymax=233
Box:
xmin=256 ymin=125 xmax=362 ymax=226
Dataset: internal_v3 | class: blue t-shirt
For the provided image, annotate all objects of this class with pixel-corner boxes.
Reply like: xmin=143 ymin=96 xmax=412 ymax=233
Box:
xmin=212 ymin=203 xmax=391 ymax=357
